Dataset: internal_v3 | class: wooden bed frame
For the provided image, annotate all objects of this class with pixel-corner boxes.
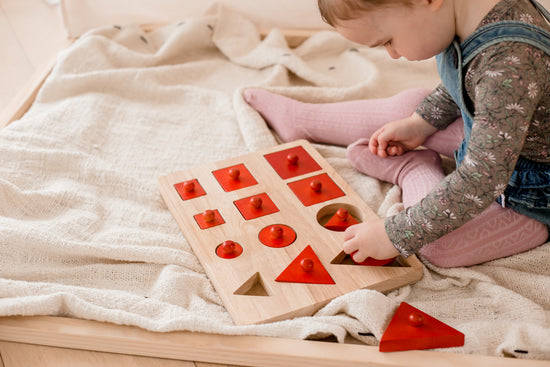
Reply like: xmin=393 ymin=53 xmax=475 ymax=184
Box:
xmin=1 ymin=28 xmax=548 ymax=367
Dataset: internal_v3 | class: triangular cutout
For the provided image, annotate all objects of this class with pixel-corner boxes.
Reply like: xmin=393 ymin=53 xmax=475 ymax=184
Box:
xmin=323 ymin=208 xmax=359 ymax=231
xmin=379 ymin=302 xmax=465 ymax=352
xmin=275 ymin=245 xmax=335 ymax=284
xmin=234 ymin=272 xmax=270 ymax=296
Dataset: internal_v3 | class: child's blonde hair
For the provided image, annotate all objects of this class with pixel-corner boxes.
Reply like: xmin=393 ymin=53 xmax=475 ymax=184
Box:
xmin=318 ymin=0 xmax=413 ymax=26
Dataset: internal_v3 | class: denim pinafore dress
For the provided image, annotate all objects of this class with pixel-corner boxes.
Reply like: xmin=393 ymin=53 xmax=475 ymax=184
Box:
xmin=436 ymin=0 xmax=550 ymax=226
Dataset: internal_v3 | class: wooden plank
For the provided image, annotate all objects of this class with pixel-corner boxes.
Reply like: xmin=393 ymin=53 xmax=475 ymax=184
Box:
xmin=0 ymin=316 xmax=547 ymax=367
xmin=0 ymin=341 xmax=197 ymax=367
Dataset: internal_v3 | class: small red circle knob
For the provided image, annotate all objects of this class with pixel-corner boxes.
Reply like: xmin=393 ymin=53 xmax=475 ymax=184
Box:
xmin=336 ymin=208 xmax=348 ymax=220
xmin=250 ymin=196 xmax=263 ymax=209
xmin=300 ymin=258 xmax=314 ymax=272
xmin=228 ymin=168 xmax=240 ymax=180
xmin=287 ymin=153 xmax=299 ymax=165
xmin=183 ymin=181 xmax=195 ymax=192
xmin=310 ymin=180 xmax=322 ymax=192
xmin=203 ymin=209 xmax=215 ymax=223
xmin=222 ymin=240 xmax=236 ymax=255
xmin=409 ymin=312 xmax=424 ymax=327
xmin=270 ymin=225 xmax=283 ymax=239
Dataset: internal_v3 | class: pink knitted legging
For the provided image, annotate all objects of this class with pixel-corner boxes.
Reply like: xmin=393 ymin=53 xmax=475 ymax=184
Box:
xmin=244 ymin=88 xmax=548 ymax=267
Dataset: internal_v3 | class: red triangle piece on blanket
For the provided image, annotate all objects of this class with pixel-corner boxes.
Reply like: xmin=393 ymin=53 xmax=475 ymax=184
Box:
xmin=379 ymin=302 xmax=465 ymax=352
xmin=275 ymin=245 xmax=335 ymax=284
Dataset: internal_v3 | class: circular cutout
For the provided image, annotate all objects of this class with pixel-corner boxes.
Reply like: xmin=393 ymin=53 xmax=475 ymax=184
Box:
xmin=316 ymin=203 xmax=363 ymax=231
xmin=216 ymin=240 xmax=243 ymax=259
xmin=258 ymin=224 xmax=296 ymax=248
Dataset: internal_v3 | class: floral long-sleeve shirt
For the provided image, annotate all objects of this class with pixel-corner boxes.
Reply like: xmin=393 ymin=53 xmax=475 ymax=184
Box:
xmin=385 ymin=0 xmax=550 ymax=257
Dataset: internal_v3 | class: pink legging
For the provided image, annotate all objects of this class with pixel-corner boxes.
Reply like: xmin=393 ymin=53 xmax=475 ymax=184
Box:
xmin=244 ymin=88 xmax=549 ymax=267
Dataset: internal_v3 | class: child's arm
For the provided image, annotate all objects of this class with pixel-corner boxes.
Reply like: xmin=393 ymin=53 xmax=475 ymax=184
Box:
xmin=343 ymin=219 xmax=399 ymax=262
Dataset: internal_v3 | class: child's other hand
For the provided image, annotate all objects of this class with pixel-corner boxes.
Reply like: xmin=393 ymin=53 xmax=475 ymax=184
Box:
xmin=369 ymin=113 xmax=438 ymax=157
xmin=343 ymin=219 xmax=399 ymax=262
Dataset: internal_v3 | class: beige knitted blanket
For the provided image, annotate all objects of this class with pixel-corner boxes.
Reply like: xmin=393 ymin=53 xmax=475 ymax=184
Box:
xmin=0 ymin=5 xmax=548 ymax=360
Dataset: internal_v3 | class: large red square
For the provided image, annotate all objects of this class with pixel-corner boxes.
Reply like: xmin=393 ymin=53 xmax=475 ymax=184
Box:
xmin=264 ymin=146 xmax=322 ymax=180
xmin=287 ymin=173 xmax=345 ymax=206
xmin=234 ymin=193 xmax=279 ymax=220
xmin=212 ymin=163 xmax=258 ymax=192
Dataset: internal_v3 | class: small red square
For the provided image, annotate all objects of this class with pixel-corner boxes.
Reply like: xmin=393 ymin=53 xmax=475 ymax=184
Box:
xmin=264 ymin=146 xmax=322 ymax=180
xmin=212 ymin=163 xmax=258 ymax=192
xmin=234 ymin=193 xmax=279 ymax=220
xmin=174 ymin=179 xmax=206 ymax=201
xmin=194 ymin=209 xmax=225 ymax=229
xmin=287 ymin=173 xmax=345 ymax=206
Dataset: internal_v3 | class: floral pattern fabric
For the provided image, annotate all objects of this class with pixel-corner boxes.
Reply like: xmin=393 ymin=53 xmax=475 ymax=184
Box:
xmin=386 ymin=0 xmax=550 ymax=256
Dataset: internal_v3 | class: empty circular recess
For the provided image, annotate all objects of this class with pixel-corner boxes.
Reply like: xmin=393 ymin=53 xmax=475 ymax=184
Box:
xmin=316 ymin=203 xmax=363 ymax=231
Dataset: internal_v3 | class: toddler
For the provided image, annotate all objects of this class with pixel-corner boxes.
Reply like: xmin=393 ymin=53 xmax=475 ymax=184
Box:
xmin=244 ymin=0 xmax=550 ymax=267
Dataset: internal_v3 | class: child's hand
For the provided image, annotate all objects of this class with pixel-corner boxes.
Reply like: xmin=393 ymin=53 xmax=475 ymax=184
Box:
xmin=343 ymin=219 xmax=399 ymax=262
xmin=369 ymin=113 xmax=438 ymax=157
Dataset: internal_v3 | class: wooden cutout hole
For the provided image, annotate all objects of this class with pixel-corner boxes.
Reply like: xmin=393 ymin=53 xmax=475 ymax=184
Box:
xmin=316 ymin=203 xmax=363 ymax=229
xmin=234 ymin=272 xmax=271 ymax=296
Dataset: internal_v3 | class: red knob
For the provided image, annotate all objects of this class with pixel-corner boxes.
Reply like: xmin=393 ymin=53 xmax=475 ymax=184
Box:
xmin=287 ymin=153 xmax=299 ymax=165
xmin=300 ymin=258 xmax=314 ymax=272
xmin=270 ymin=225 xmax=283 ymax=239
xmin=310 ymin=180 xmax=322 ymax=192
xmin=250 ymin=196 xmax=262 ymax=209
xmin=183 ymin=181 xmax=195 ymax=192
xmin=336 ymin=208 xmax=348 ymax=220
xmin=222 ymin=240 xmax=236 ymax=255
xmin=409 ymin=312 xmax=424 ymax=327
xmin=203 ymin=209 xmax=215 ymax=223
xmin=228 ymin=168 xmax=240 ymax=180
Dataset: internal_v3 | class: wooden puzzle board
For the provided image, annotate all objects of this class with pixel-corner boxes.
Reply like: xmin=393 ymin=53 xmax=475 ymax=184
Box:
xmin=158 ymin=140 xmax=423 ymax=325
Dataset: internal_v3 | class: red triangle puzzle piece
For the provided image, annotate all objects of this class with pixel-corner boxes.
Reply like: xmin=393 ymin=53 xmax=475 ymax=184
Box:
xmin=323 ymin=208 xmax=359 ymax=231
xmin=275 ymin=245 xmax=335 ymax=284
xmin=379 ymin=302 xmax=465 ymax=352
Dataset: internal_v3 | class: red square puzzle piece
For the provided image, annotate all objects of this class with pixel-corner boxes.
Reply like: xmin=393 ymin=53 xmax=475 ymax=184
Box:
xmin=174 ymin=179 xmax=206 ymax=201
xmin=234 ymin=193 xmax=279 ymax=220
xmin=212 ymin=163 xmax=258 ymax=192
xmin=264 ymin=146 xmax=322 ymax=180
xmin=287 ymin=173 xmax=345 ymax=207
xmin=194 ymin=209 xmax=225 ymax=229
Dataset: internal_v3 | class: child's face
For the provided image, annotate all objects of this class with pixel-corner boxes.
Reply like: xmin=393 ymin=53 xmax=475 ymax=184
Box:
xmin=334 ymin=1 xmax=455 ymax=61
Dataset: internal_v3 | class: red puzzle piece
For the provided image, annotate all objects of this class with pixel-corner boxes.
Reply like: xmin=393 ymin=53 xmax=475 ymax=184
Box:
xmin=275 ymin=245 xmax=335 ymax=284
xmin=234 ymin=193 xmax=279 ymax=220
xmin=174 ymin=179 xmax=206 ymax=201
xmin=216 ymin=240 xmax=243 ymax=259
xmin=212 ymin=163 xmax=258 ymax=192
xmin=324 ymin=208 xmax=359 ymax=231
xmin=258 ymin=224 xmax=296 ymax=248
xmin=194 ymin=209 xmax=225 ymax=229
xmin=264 ymin=146 xmax=322 ymax=179
xmin=287 ymin=173 xmax=345 ymax=207
xmin=379 ymin=302 xmax=465 ymax=352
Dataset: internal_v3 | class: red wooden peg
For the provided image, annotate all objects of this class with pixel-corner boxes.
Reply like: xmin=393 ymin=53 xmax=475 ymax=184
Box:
xmin=203 ymin=209 xmax=215 ymax=223
xmin=310 ymin=180 xmax=322 ymax=192
xmin=183 ymin=180 xmax=195 ymax=192
xmin=300 ymin=258 xmax=314 ymax=272
xmin=228 ymin=168 xmax=240 ymax=180
xmin=336 ymin=208 xmax=348 ymax=220
xmin=249 ymin=196 xmax=263 ymax=209
xmin=271 ymin=225 xmax=283 ymax=239
xmin=287 ymin=153 xmax=299 ymax=165
xmin=216 ymin=240 xmax=243 ymax=259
